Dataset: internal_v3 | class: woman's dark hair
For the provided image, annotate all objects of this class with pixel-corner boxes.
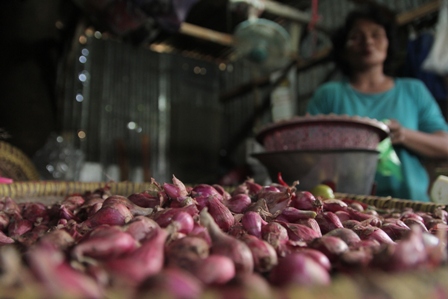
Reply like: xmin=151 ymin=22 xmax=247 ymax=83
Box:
xmin=331 ymin=3 xmax=398 ymax=76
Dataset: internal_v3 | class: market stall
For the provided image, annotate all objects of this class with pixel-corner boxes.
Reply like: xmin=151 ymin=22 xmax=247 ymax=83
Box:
xmin=2 ymin=0 xmax=448 ymax=298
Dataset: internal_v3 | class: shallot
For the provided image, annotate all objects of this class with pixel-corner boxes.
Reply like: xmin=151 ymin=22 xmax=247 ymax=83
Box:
xmin=105 ymin=227 xmax=168 ymax=284
xmin=81 ymin=203 xmax=133 ymax=229
xmin=290 ymin=191 xmax=323 ymax=212
xmin=324 ymin=227 xmax=361 ymax=247
xmin=207 ymin=195 xmax=234 ymax=232
xmin=276 ymin=221 xmax=321 ymax=242
xmin=72 ymin=225 xmax=138 ymax=261
xmin=26 ymin=240 xmax=104 ymax=299
xmin=122 ymin=215 xmax=159 ymax=241
xmin=191 ymin=254 xmax=235 ymax=285
xmin=225 ymin=194 xmax=252 ymax=214
xmin=239 ymin=234 xmax=278 ymax=273
xmin=308 ymin=235 xmax=349 ymax=262
xmin=269 ymin=252 xmax=330 ymax=287
xmin=199 ymin=208 xmax=254 ymax=273
xmin=128 ymin=190 xmax=167 ymax=208
xmin=241 ymin=211 xmax=266 ymax=239
xmin=137 ymin=267 xmax=203 ymax=299
xmin=165 ymin=236 xmax=210 ymax=269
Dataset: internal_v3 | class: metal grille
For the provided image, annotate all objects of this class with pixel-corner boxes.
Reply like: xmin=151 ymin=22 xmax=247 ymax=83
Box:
xmin=59 ymin=35 xmax=223 ymax=183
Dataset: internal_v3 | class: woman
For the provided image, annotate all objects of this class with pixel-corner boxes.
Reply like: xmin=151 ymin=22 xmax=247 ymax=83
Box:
xmin=306 ymin=4 xmax=448 ymax=201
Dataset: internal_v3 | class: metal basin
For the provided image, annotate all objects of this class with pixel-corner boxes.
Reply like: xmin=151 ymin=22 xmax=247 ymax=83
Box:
xmin=252 ymin=149 xmax=379 ymax=195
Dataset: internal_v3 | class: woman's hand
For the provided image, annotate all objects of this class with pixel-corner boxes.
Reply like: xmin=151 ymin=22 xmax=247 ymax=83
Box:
xmin=387 ymin=119 xmax=406 ymax=145
xmin=386 ymin=118 xmax=448 ymax=158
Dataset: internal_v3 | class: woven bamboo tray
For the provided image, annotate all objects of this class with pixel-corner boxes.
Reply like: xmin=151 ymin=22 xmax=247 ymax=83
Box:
xmin=0 ymin=181 xmax=446 ymax=213
xmin=335 ymin=192 xmax=446 ymax=213
xmin=0 ymin=180 xmax=157 ymax=204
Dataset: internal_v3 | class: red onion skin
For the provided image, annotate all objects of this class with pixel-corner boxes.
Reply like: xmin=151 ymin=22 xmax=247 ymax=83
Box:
xmin=170 ymin=212 xmax=195 ymax=234
xmin=106 ymin=227 xmax=168 ymax=285
xmin=128 ymin=190 xmax=166 ymax=208
xmin=269 ymin=253 xmax=331 ymax=287
xmin=276 ymin=221 xmax=321 ymax=242
xmin=335 ymin=210 xmax=351 ymax=223
xmin=403 ymin=218 xmax=428 ymax=233
xmin=0 ymin=197 xmax=21 ymax=217
xmin=381 ymin=222 xmax=411 ymax=241
xmin=152 ymin=205 xmax=199 ymax=228
xmin=0 ymin=211 xmax=10 ymax=231
xmin=7 ymin=218 xmax=33 ymax=238
xmin=342 ymin=220 xmax=362 ymax=229
xmin=38 ymin=229 xmax=75 ymax=250
xmin=324 ymin=228 xmax=361 ymax=247
xmin=372 ymin=226 xmax=427 ymax=272
xmin=400 ymin=211 xmax=425 ymax=223
xmin=123 ymin=215 xmax=159 ymax=242
xmin=102 ymin=195 xmax=152 ymax=216
xmin=352 ymin=225 xmax=396 ymax=245
xmin=322 ymin=199 xmax=348 ymax=213
xmin=225 ymin=194 xmax=252 ymax=214
xmin=383 ymin=218 xmax=409 ymax=227
xmin=276 ymin=207 xmax=317 ymax=223
xmin=27 ymin=241 xmax=104 ymax=299
xmin=350 ymin=239 xmax=382 ymax=252
xmin=72 ymin=226 xmax=138 ymax=261
xmin=192 ymin=184 xmax=223 ymax=201
xmin=244 ymin=179 xmax=263 ymax=196
xmin=261 ymin=222 xmax=289 ymax=250
xmin=60 ymin=195 xmax=86 ymax=211
xmin=258 ymin=188 xmax=292 ymax=215
xmin=163 ymin=175 xmax=189 ymax=200
xmin=290 ymin=191 xmax=323 ymax=212
xmin=315 ymin=212 xmax=344 ymax=234
xmin=241 ymin=211 xmax=266 ymax=239
xmin=337 ymin=249 xmax=373 ymax=273
xmin=81 ymin=203 xmax=133 ymax=229
xmin=212 ymin=184 xmax=232 ymax=201
xmin=294 ymin=248 xmax=332 ymax=271
xmin=349 ymin=202 xmax=365 ymax=212
xmin=137 ymin=267 xmax=203 ymax=299
xmin=228 ymin=223 xmax=247 ymax=239
xmin=165 ymin=236 xmax=210 ymax=269
xmin=16 ymin=224 xmax=49 ymax=247
xmin=59 ymin=205 xmax=80 ymax=222
xmin=239 ymin=234 xmax=278 ymax=273
xmin=207 ymin=195 xmax=234 ymax=232
xmin=308 ymin=236 xmax=349 ymax=263
xmin=192 ymin=254 xmax=236 ymax=285
xmin=200 ymin=209 xmax=254 ymax=274
xmin=188 ymin=222 xmax=212 ymax=246
xmin=297 ymin=218 xmax=322 ymax=236
xmin=360 ymin=217 xmax=383 ymax=228
xmin=347 ymin=208 xmax=378 ymax=222
xmin=20 ymin=202 xmax=50 ymax=224
xmin=0 ymin=230 xmax=14 ymax=244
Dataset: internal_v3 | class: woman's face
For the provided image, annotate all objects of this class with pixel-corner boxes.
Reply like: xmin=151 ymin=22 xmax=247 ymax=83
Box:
xmin=343 ymin=18 xmax=389 ymax=71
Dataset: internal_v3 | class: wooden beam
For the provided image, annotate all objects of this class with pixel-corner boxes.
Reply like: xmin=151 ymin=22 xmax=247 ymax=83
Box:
xmin=263 ymin=0 xmax=328 ymax=32
xmin=179 ymin=22 xmax=235 ymax=46
xmin=396 ymin=0 xmax=440 ymax=25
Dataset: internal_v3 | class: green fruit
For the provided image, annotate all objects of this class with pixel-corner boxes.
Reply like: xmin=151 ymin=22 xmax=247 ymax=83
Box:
xmin=310 ymin=184 xmax=335 ymax=199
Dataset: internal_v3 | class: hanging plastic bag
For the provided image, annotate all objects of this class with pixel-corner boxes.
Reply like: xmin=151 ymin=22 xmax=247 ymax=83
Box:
xmin=422 ymin=0 xmax=448 ymax=75
xmin=376 ymin=137 xmax=403 ymax=181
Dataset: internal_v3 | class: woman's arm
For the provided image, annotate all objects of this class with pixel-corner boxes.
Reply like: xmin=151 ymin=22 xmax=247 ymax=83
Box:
xmin=388 ymin=119 xmax=448 ymax=158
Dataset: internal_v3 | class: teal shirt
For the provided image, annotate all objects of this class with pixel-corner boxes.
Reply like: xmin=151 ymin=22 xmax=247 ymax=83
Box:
xmin=307 ymin=78 xmax=448 ymax=201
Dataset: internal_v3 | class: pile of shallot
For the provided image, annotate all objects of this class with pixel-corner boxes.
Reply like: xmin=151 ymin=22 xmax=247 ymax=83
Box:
xmin=0 ymin=175 xmax=448 ymax=299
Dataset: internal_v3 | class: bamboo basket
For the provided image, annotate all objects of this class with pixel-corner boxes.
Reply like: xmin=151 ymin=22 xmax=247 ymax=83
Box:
xmin=0 ymin=180 xmax=157 ymax=204
xmin=335 ymin=192 xmax=446 ymax=213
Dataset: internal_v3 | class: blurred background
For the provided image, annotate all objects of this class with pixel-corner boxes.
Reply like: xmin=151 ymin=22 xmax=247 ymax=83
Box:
xmin=0 ymin=0 xmax=446 ymax=185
